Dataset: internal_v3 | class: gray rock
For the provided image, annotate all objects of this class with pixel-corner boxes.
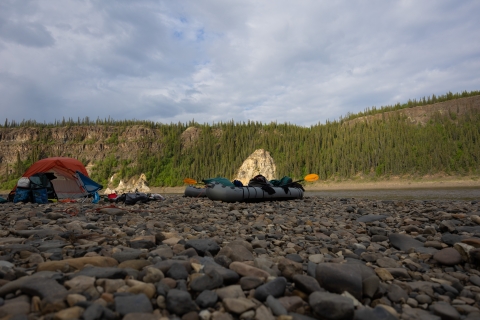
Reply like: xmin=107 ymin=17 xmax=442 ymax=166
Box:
xmin=166 ymin=289 xmax=199 ymax=316
xmin=37 ymin=240 xmax=67 ymax=252
xmin=166 ymin=262 xmax=189 ymax=280
xmin=115 ymin=294 xmax=153 ymax=316
xmin=441 ymin=233 xmax=465 ymax=246
xmin=315 ymin=263 xmax=363 ymax=300
xmin=154 ymin=260 xmax=192 ymax=274
xmin=11 ymin=229 xmax=62 ymax=238
xmin=0 ymin=295 xmax=30 ymax=318
xmin=254 ymin=277 xmax=287 ymax=301
xmin=239 ymin=276 xmax=264 ymax=290
xmin=389 ymin=233 xmax=425 ymax=252
xmin=6 ymin=277 xmax=67 ymax=302
xmin=354 ymin=305 xmax=399 ymax=320
xmin=69 ymin=266 xmax=129 ymax=279
xmin=433 ymin=248 xmax=463 ymax=266
xmin=309 ymin=291 xmax=354 ymax=320
xmin=357 ymin=215 xmax=388 ymax=223
xmin=195 ymin=290 xmax=218 ymax=309
xmin=185 ymin=239 xmax=220 ymax=256
xmin=83 ymin=303 xmax=115 ymax=320
xmin=430 ymin=301 xmax=461 ymax=320
xmin=202 ymin=260 xmax=240 ymax=284
xmin=112 ymin=250 xmax=142 ymax=262
xmin=285 ymin=254 xmax=303 ymax=263
xmin=190 ymin=269 xmax=223 ymax=291
xmin=387 ymin=283 xmax=409 ymax=303
xmin=376 ymin=257 xmax=400 ymax=268
xmin=292 ymin=274 xmax=324 ymax=294
xmin=266 ymin=295 xmax=288 ymax=316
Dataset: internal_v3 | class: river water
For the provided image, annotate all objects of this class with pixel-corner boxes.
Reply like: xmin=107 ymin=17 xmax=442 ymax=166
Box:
xmin=305 ymin=187 xmax=480 ymax=201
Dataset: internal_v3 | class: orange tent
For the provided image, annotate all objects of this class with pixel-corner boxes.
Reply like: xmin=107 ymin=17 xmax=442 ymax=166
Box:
xmin=10 ymin=157 xmax=99 ymax=199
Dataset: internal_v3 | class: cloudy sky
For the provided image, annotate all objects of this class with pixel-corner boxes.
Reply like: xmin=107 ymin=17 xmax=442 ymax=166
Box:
xmin=1 ymin=0 xmax=479 ymax=126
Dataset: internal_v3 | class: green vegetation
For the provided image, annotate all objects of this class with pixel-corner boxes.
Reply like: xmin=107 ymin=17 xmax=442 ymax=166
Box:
xmin=1 ymin=90 xmax=480 ymax=188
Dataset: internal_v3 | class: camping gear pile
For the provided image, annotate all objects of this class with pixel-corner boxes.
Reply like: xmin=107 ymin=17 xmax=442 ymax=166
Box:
xmin=108 ymin=192 xmax=165 ymax=205
xmin=7 ymin=157 xmax=103 ymax=204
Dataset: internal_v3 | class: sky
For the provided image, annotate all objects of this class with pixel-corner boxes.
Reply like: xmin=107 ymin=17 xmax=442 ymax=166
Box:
xmin=1 ymin=0 xmax=479 ymax=127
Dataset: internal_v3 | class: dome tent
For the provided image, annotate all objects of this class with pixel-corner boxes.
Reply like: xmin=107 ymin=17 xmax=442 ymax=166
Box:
xmin=8 ymin=157 xmax=103 ymax=202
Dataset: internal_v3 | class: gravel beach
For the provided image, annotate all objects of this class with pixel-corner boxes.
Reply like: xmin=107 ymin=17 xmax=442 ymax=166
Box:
xmin=1 ymin=194 xmax=480 ymax=320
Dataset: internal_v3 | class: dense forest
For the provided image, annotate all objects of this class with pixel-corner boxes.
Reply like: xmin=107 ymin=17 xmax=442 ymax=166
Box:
xmin=1 ymin=90 xmax=480 ymax=188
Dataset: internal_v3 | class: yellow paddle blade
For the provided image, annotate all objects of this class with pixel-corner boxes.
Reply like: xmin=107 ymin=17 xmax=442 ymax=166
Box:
xmin=304 ymin=174 xmax=319 ymax=182
xmin=183 ymin=178 xmax=197 ymax=184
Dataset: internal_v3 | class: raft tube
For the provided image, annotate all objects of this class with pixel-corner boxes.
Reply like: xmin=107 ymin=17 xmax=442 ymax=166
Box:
xmin=205 ymin=182 xmax=303 ymax=202
xmin=184 ymin=185 xmax=207 ymax=197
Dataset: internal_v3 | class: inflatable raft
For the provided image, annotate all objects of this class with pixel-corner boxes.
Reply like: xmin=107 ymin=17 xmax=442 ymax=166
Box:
xmin=205 ymin=181 xmax=304 ymax=202
xmin=184 ymin=185 xmax=207 ymax=197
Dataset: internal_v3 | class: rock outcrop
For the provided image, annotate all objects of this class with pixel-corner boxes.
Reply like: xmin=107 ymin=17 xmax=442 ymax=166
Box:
xmin=104 ymin=173 xmax=150 ymax=194
xmin=234 ymin=149 xmax=276 ymax=185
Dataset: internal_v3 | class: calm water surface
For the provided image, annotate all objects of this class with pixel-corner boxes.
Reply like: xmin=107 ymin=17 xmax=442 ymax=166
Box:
xmin=305 ymin=187 xmax=480 ymax=201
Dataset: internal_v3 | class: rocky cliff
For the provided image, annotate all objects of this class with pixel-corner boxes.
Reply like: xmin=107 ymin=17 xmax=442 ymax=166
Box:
xmin=344 ymin=95 xmax=480 ymax=126
xmin=104 ymin=173 xmax=151 ymax=194
xmin=0 ymin=125 xmax=162 ymax=176
xmin=234 ymin=149 xmax=277 ymax=185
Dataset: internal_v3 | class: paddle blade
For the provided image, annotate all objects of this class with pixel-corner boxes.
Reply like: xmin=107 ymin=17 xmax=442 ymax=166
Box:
xmin=183 ymin=178 xmax=197 ymax=184
xmin=304 ymin=174 xmax=319 ymax=182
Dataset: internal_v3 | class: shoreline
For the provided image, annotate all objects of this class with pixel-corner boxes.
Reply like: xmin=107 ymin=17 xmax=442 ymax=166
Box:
xmin=151 ymin=177 xmax=480 ymax=194
xmin=2 ymin=177 xmax=478 ymax=197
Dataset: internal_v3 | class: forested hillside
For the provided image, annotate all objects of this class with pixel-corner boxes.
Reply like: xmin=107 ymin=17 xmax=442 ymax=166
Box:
xmin=1 ymin=91 xmax=479 ymax=189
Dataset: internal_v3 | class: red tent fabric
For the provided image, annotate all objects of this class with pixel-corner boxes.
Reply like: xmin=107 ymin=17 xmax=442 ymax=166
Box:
xmin=21 ymin=157 xmax=89 ymax=178
xmin=11 ymin=157 xmax=93 ymax=199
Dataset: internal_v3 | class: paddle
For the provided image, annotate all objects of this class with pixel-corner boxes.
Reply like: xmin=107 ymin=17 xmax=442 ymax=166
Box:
xmin=285 ymin=173 xmax=319 ymax=186
xmin=183 ymin=178 xmax=198 ymax=185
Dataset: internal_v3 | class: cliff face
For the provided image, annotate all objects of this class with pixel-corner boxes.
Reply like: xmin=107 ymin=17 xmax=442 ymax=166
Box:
xmin=344 ymin=95 xmax=480 ymax=126
xmin=0 ymin=125 xmax=163 ymax=175
xmin=234 ymin=149 xmax=277 ymax=185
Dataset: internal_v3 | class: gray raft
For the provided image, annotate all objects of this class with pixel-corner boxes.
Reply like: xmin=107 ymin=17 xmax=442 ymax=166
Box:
xmin=205 ymin=182 xmax=303 ymax=202
xmin=184 ymin=185 xmax=207 ymax=197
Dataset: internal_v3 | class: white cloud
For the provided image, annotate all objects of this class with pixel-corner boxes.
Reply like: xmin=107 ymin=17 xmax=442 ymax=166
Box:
xmin=0 ymin=0 xmax=479 ymax=126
